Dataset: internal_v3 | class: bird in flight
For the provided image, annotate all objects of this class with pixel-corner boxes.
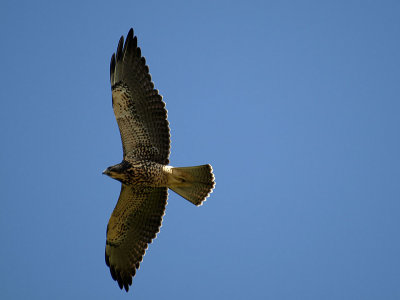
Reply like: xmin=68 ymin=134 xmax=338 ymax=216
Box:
xmin=103 ymin=28 xmax=215 ymax=292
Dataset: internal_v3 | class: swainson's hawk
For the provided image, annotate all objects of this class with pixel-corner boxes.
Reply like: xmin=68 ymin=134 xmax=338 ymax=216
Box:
xmin=103 ymin=28 xmax=215 ymax=292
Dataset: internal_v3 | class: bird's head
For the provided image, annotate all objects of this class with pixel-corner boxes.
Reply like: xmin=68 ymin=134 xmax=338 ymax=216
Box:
xmin=102 ymin=161 xmax=130 ymax=182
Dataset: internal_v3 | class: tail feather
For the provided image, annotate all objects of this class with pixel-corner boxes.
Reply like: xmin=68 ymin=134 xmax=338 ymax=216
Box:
xmin=168 ymin=164 xmax=215 ymax=206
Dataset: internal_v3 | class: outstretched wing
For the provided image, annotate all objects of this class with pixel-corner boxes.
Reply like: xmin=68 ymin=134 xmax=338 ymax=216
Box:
xmin=105 ymin=184 xmax=168 ymax=292
xmin=110 ymin=28 xmax=170 ymax=164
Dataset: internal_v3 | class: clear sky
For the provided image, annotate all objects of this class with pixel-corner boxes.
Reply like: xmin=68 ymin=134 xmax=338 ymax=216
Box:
xmin=1 ymin=0 xmax=400 ymax=299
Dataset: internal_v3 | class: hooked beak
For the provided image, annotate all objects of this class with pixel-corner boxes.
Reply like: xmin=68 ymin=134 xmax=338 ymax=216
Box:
xmin=102 ymin=169 xmax=109 ymax=175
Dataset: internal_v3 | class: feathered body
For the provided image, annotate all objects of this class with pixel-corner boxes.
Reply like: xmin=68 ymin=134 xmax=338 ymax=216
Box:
xmin=103 ymin=28 xmax=215 ymax=292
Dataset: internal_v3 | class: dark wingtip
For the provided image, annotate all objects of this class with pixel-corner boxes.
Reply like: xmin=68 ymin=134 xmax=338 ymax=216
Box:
xmin=117 ymin=279 xmax=123 ymax=290
xmin=127 ymin=29 xmax=137 ymax=50
xmin=110 ymin=265 xmax=117 ymax=281
xmin=110 ymin=53 xmax=116 ymax=79
xmin=132 ymin=36 xmax=137 ymax=49
xmin=116 ymin=36 xmax=124 ymax=61
xmin=123 ymin=28 xmax=135 ymax=57
xmin=127 ymin=28 xmax=134 ymax=41
xmin=109 ymin=265 xmax=134 ymax=292
xmin=124 ymin=282 xmax=130 ymax=292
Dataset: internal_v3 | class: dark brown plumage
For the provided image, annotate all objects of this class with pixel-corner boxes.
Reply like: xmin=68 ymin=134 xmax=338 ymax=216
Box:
xmin=103 ymin=28 xmax=215 ymax=292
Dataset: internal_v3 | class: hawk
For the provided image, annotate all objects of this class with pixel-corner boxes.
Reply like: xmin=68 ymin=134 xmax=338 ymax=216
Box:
xmin=103 ymin=28 xmax=215 ymax=292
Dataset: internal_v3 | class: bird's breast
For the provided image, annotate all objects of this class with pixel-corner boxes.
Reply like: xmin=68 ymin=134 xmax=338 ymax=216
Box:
xmin=125 ymin=160 xmax=168 ymax=187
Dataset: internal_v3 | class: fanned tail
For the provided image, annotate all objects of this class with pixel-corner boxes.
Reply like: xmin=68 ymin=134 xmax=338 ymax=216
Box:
xmin=168 ymin=164 xmax=215 ymax=206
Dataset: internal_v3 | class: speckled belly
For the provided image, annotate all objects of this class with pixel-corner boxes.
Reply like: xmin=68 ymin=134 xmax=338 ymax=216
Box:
xmin=125 ymin=160 xmax=169 ymax=187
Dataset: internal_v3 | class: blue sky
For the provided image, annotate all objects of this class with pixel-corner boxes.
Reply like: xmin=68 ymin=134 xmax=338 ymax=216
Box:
xmin=1 ymin=0 xmax=400 ymax=299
